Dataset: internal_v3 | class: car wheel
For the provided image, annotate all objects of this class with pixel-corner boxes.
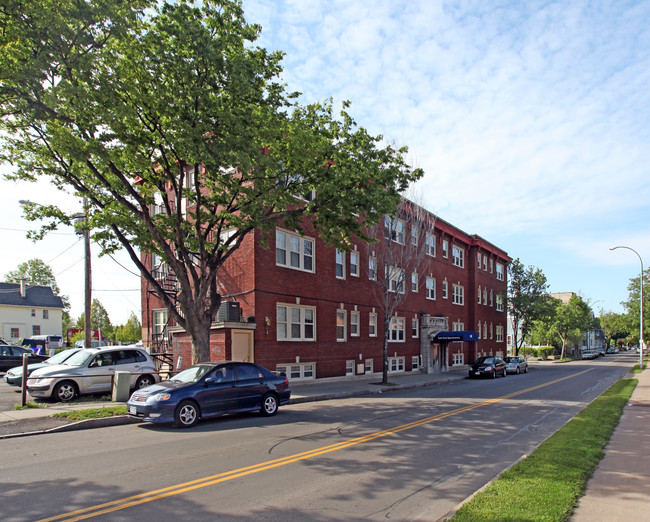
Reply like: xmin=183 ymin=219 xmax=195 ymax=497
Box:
xmin=174 ymin=400 xmax=200 ymax=428
xmin=261 ymin=393 xmax=278 ymax=416
xmin=492 ymin=370 xmax=497 ymax=379
xmin=53 ymin=381 xmax=78 ymax=402
xmin=135 ymin=375 xmax=155 ymax=389
xmin=502 ymin=368 xmax=507 ymax=377
xmin=516 ymin=367 xmax=520 ymax=375
xmin=524 ymin=366 xmax=528 ymax=373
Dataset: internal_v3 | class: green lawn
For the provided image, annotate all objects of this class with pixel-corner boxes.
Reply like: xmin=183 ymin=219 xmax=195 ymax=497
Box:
xmin=451 ymin=378 xmax=637 ymax=521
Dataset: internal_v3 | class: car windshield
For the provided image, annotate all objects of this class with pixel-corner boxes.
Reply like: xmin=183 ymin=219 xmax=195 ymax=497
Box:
xmin=504 ymin=357 xmax=516 ymax=363
xmin=480 ymin=357 xmax=495 ymax=364
xmin=170 ymin=365 xmax=214 ymax=384
xmin=47 ymin=349 xmax=78 ymax=365
xmin=61 ymin=349 xmax=96 ymax=367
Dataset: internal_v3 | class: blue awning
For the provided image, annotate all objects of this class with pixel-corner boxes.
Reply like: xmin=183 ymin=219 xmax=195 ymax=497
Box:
xmin=433 ymin=330 xmax=478 ymax=342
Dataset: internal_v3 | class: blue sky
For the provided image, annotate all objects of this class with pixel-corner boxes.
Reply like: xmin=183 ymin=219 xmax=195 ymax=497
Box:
xmin=1 ymin=0 xmax=649 ymax=325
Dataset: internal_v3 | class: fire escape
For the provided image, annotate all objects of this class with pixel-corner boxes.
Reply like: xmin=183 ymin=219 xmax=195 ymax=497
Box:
xmin=148 ymin=264 xmax=177 ymax=377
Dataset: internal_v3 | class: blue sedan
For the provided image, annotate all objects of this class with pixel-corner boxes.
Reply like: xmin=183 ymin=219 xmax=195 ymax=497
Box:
xmin=127 ymin=362 xmax=291 ymax=428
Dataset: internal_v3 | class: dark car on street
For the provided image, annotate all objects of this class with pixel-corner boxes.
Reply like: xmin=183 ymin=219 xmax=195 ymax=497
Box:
xmin=127 ymin=361 xmax=291 ymax=428
xmin=0 ymin=344 xmax=49 ymax=372
xmin=4 ymin=348 xmax=82 ymax=386
xmin=468 ymin=356 xmax=507 ymax=379
xmin=504 ymin=355 xmax=528 ymax=375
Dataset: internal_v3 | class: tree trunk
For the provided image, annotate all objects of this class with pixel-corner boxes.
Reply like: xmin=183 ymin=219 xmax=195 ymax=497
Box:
xmin=382 ymin=320 xmax=391 ymax=385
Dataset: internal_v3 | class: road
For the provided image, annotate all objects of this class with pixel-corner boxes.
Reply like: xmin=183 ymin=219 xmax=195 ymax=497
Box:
xmin=1 ymin=354 xmax=635 ymax=521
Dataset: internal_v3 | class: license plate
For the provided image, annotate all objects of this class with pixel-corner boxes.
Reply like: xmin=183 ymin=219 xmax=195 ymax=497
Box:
xmin=129 ymin=406 xmax=137 ymax=415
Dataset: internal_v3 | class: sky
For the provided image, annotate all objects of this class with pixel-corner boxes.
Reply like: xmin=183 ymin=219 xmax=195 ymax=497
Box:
xmin=1 ymin=0 xmax=649 ymax=325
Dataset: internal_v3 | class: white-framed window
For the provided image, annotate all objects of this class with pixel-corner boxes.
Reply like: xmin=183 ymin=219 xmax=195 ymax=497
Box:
xmin=452 ymin=284 xmax=464 ymax=305
xmin=389 ymin=316 xmax=405 ymax=342
xmin=478 ymin=286 xmax=482 ymax=304
xmin=152 ymin=309 xmax=168 ymax=338
xmin=335 ymin=249 xmax=345 ymax=279
xmin=442 ymin=239 xmax=449 ymax=258
xmin=452 ymin=352 xmax=465 ymax=366
xmin=496 ymin=263 xmax=504 ymax=281
xmin=412 ymin=356 xmax=420 ymax=371
xmin=368 ymin=256 xmax=377 ymax=280
xmin=425 ymin=233 xmax=436 ymax=256
xmin=483 ymin=288 xmax=488 ymax=305
xmin=387 ymin=266 xmax=405 ymax=293
xmin=346 ymin=359 xmax=355 ymax=376
xmin=277 ymin=363 xmax=315 ymax=381
xmin=350 ymin=311 xmax=360 ymax=337
xmin=369 ymin=313 xmax=377 ymax=337
xmin=442 ymin=279 xmax=448 ymax=299
xmin=276 ymin=229 xmax=314 ymax=272
xmin=490 ymin=289 xmax=494 ymax=307
xmin=350 ymin=251 xmax=359 ymax=277
xmin=477 ymin=253 xmax=482 ymax=268
xmin=496 ymin=325 xmax=504 ymax=342
xmin=496 ymin=294 xmax=504 ymax=312
xmin=42 ymin=310 xmax=49 ymax=319
xmin=277 ymin=304 xmax=316 ymax=341
xmin=411 ymin=224 xmax=419 ymax=246
xmin=388 ymin=356 xmax=405 ymax=373
xmin=452 ymin=245 xmax=464 ymax=268
xmin=412 ymin=317 xmax=419 ymax=338
xmin=365 ymin=359 xmax=374 ymax=374
xmin=477 ymin=322 xmax=481 ymax=339
xmin=453 ymin=321 xmax=464 ymax=331
xmin=483 ymin=322 xmax=488 ymax=339
xmin=384 ymin=216 xmax=405 ymax=244
xmin=483 ymin=256 xmax=487 ymax=271
xmin=490 ymin=323 xmax=494 ymax=339
xmin=32 ymin=325 xmax=41 ymax=336
xmin=336 ymin=309 xmax=347 ymax=341
xmin=426 ymin=277 xmax=436 ymax=300
xmin=490 ymin=259 xmax=494 ymax=273
xmin=411 ymin=272 xmax=418 ymax=292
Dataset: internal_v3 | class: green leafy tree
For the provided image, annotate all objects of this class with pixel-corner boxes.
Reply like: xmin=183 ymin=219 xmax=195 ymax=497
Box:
xmin=507 ymin=259 xmax=550 ymax=355
xmin=554 ymin=295 xmax=594 ymax=359
xmin=1 ymin=0 xmax=423 ymax=364
xmin=76 ymin=299 xmax=113 ymax=339
xmin=620 ymin=268 xmax=650 ymax=347
xmin=599 ymin=311 xmax=632 ymax=349
xmin=115 ymin=312 xmax=142 ymax=344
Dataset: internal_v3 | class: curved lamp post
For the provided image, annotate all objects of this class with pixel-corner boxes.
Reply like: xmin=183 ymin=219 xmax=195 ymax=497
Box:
xmin=610 ymin=246 xmax=644 ymax=369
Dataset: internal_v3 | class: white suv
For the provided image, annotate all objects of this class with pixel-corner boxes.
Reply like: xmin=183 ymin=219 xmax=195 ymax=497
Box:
xmin=27 ymin=346 xmax=160 ymax=402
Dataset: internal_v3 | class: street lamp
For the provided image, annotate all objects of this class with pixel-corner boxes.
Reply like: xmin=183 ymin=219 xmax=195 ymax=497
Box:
xmin=19 ymin=199 xmax=92 ymax=348
xmin=610 ymin=246 xmax=644 ymax=369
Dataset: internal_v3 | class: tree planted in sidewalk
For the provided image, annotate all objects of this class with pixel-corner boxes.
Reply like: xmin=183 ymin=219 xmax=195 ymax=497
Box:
xmin=1 ymin=0 xmax=423 ymax=364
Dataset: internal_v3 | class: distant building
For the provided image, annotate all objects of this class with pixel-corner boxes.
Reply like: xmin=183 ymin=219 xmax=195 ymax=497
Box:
xmin=0 ymin=281 xmax=64 ymax=342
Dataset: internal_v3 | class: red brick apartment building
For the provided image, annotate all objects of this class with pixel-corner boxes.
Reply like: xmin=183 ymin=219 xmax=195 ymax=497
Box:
xmin=141 ymin=203 xmax=510 ymax=381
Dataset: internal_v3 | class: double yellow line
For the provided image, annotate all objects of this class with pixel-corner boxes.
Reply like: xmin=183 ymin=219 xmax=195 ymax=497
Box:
xmin=40 ymin=369 xmax=592 ymax=521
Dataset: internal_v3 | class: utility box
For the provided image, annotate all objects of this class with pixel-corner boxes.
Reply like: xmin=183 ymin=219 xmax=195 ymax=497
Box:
xmin=112 ymin=371 xmax=131 ymax=402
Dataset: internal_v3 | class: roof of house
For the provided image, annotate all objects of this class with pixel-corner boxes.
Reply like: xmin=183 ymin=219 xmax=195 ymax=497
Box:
xmin=0 ymin=283 xmax=65 ymax=309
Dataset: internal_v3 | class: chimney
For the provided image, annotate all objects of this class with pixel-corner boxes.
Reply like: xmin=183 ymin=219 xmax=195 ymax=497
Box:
xmin=20 ymin=279 xmax=27 ymax=298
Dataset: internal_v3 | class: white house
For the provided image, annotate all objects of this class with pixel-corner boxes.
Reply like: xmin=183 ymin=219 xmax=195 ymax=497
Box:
xmin=0 ymin=282 xmax=64 ymax=342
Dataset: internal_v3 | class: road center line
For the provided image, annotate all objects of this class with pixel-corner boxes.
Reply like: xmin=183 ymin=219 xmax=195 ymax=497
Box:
xmin=39 ymin=368 xmax=592 ymax=521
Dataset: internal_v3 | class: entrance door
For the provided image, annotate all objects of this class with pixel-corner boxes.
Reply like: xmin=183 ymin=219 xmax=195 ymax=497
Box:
xmin=231 ymin=330 xmax=253 ymax=362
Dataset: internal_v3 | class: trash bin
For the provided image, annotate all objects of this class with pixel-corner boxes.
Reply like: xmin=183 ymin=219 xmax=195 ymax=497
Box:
xmin=112 ymin=371 xmax=131 ymax=402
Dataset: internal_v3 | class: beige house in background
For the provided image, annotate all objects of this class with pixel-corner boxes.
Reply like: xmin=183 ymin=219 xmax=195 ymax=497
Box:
xmin=0 ymin=282 xmax=64 ymax=342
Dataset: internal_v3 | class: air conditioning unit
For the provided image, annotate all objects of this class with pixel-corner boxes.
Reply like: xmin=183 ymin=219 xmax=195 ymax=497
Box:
xmin=217 ymin=301 xmax=241 ymax=322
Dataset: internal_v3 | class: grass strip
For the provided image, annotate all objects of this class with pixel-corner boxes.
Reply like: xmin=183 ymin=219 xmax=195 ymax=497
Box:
xmin=451 ymin=378 xmax=637 ymax=521
xmin=52 ymin=405 xmax=128 ymax=422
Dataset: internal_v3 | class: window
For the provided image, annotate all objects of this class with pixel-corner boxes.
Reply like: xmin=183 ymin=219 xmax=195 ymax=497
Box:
xmin=10 ymin=328 xmax=19 ymax=338
xmin=477 ymin=253 xmax=482 ymax=268
xmin=442 ymin=240 xmax=449 ymax=258
xmin=496 ymin=295 xmax=504 ymax=312
xmin=411 ymin=225 xmax=419 ymax=246
xmin=496 ymin=325 xmax=504 ymax=342
xmin=152 ymin=309 xmax=168 ymax=339
xmin=483 ymin=256 xmax=487 ymax=271
xmin=369 ymin=313 xmax=377 ymax=337
xmin=483 ymin=322 xmax=488 ymax=339
xmin=389 ymin=316 xmax=405 ymax=342
xmin=350 ymin=311 xmax=360 ymax=337
xmin=453 ymin=321 xmax=464 ymax=331
xmin=412 ymin=318 xmax=419 ymax=338
xmin=425 ymin=233 xmax=436 ymax=256
xmin=452 ymin=284 xmax=464 ymax=305
xmin=32 ymin=325 xmax=41 ymax=336
xmin=490 ymin=259 xmax=494 ymax=273
xmin=489 ymin=289 xmax=493 ymax=307
xmin=388 ymin=356 xmax=405 ymax=372
xmin=384 ymin=216 xmax=405 ymax=244
xmin=350 ymin=251 xmax=359 ymax=277
xmin=478 ymin=286 xmax=482 ymax=304
xmin=277 ymin=363 xmax=314 ymax=381
xmin=412 ymin=356 xmax=420 ymax=371
xmin=477 ymin=322 xmax=481 ymax=339
xmin=452 ymin=353 xmax=465 ymax=366
xmin=426 ymin=277 xmax=436 ymax=300
xmin=277 ymin=304 xmax=316 ymax=341
xmin=276 ymin=230 xmax=314 ymax=272
xmin=452 ymin=245 xmax=464 ymax=268
xmin=368 ymin=257 xmax=377 ymax=281
xmin=496 ymin=263 xmax=504 ymax=281
xmin=31 ymin=309 xmax=36 ymax=317
xmin=336 ymin=309 xmax=347 ymax=341
xmin=42 ymin=310 xmax=49 ymax=319
xmin=365 ymin=359 xmax=374 ymax=374
xmin=442 ymin=279 xmax=448 ymax=299
xmin=346 ymin=360 xmax=355 ymax=376
xmin=490 ymin=323 xmax=494 ymax=339
xmin=483 ymin=288 xmax=488 ymax=305
xmin=411 ymin=272 xmax=418 ymax=292
xmin=335 ymin=249 xmax=345 ymax=279
xmin=387 ymin=266 xmax=405 ymax=293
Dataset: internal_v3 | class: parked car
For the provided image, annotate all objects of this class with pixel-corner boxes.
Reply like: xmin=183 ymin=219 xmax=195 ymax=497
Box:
xmin=26 ymin=346 xmax=160 ymax=402
xmin=606 ymin=347 xmax=619 ymax=354
xmin=74 ymin=340 xmax=107 ymax=349
xmin=468 ymin=356 xmax=507 ymax=379
xmin=581 ymin=350 xmax=597 ymax=359
xmin=4 ymin=348 xmax=82 ymax=387
xmin=504 ymin=355 xmax=528 ymax=374
xmin=127 ymin=361 xmax=291 ymax=428
xmin=29 ymin=335 xmax=65 ymax=353
xmin=21 ymin=338 xmax=47 ymax=355
xmin=1 ymin=344 xmax=49 ymax=372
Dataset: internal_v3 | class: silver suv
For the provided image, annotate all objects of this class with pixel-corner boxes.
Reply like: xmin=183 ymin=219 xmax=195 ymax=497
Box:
xmin=27 ymin=346 xmax=160 ymax=402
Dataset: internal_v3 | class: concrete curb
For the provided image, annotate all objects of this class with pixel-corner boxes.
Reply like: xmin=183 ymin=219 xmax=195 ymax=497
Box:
xmin=0 ymin=415 xmax=140 ymax=439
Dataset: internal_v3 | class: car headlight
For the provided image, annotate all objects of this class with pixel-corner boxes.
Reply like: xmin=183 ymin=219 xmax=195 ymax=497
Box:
xmin=32 ymin=377 xmax=56 ymax=385
xmin=146 ymin=392 xmax=171 ymax=404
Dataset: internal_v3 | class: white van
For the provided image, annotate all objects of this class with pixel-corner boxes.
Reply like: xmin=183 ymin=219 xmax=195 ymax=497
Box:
xmin=30 ymin=335 xmax=65 ymax=352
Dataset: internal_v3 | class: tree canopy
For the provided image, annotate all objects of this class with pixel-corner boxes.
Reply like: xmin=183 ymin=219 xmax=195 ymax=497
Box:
xmin=1 ymin=0 xmax=423 ymax=363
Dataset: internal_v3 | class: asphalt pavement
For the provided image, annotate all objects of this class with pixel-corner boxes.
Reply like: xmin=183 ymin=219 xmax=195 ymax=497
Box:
xmin=2 ymin=360 xmax=649 ymax=520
